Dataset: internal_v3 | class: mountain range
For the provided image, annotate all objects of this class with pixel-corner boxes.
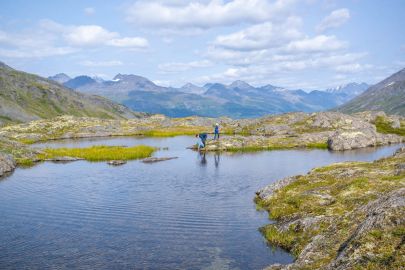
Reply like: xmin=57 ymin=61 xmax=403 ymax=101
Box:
xmin=0 ymin=62 xmax=143 ymax=125
xmin=338 ymin=68 xmax=405 ymax=116
xmin=55 ymin=73 xmax=369 ymax=118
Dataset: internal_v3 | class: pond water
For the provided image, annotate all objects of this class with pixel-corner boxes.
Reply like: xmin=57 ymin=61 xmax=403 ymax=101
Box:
xmin=0 ymin=136 xmax=401 ymax=269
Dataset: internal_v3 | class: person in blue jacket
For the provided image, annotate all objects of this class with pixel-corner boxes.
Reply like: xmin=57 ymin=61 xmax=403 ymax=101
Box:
xmin=214 ymin=123 xmax=220 ymax=140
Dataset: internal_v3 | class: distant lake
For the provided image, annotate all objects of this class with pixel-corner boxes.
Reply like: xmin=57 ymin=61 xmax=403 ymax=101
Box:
xmin=0 ymin=136 xmax=401 ymax=269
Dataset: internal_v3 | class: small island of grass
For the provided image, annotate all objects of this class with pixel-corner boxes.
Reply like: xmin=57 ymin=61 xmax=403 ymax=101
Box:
xmin=38 ymin=145 xmax=156 ymax=162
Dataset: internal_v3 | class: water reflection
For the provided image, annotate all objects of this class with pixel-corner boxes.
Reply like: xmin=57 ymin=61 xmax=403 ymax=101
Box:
xmin=0 ymin=136 xmax=402 ymax=270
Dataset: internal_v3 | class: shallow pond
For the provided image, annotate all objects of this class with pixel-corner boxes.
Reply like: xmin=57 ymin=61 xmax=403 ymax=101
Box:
xmin=0 ymin=136 xmax=401 ymax=269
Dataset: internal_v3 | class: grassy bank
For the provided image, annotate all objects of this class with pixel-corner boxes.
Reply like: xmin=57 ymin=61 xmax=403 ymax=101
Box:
xmin=38 ymin=145 xmax=156 ymax=161
xmin=256 ymin=148 xmax=405 ymax=269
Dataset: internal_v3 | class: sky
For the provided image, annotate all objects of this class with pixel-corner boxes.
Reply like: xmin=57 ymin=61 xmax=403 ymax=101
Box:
xmin=0 ymin=0 xmax=404 ymax=90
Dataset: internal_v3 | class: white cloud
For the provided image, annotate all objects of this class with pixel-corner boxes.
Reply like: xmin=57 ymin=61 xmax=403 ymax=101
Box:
xmin=65 ymin=25 xmax=118 ymax=46
xmin=0 ymin=20 xmax=149 ymax=59
xmin=84 ymin=7 xmax=95 ymax=15
xmin=285 ymin=35 xmax=347 ymax=52
xmin=213 ymin=17 xmax=302 ymax=51
xmin=126 ymin=0 xmax=296 ymax=29
xmin=0 ymin=47 xmax=77 ymax=58
xmin=334 ymin=63 xmax=373 ymax=73
xmin=0 ymin=27 xmax=77 ymax=58
xmin=317 ymin=8 xmax=350 ymax=32
xmin=158 ymin=60 xmax=212 ymax=73
xmin=64 ymin=24 xmax=149 ymax=48
xmin=79 ymin=60 xmax=123 ymax=67
xmin=107 ymin=37 xmax=149 ymax=48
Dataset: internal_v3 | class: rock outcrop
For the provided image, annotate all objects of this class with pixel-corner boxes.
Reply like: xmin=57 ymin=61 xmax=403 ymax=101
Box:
xmin=0 ymin=152 xmax=16 ymax=177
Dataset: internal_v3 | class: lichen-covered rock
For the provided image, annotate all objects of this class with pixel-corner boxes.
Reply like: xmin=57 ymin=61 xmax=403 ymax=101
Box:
xmin=0 ymin=152 xmax=16 ymax=177
xmin=327 ymin=188 xmax=405 ymax=270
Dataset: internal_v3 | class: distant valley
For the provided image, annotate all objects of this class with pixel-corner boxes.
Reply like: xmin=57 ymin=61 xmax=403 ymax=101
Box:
xmin=52 ymin=73 xmax=369 ymax=118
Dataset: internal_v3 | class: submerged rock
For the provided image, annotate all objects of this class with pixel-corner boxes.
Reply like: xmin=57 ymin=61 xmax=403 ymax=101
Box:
xmin=0 ymin=152 xmax=16 ymax=177
xmin=107 ymin=160 xmax=127 ymax=166
xmin=142 ymin=157 xmax=178 ymax=163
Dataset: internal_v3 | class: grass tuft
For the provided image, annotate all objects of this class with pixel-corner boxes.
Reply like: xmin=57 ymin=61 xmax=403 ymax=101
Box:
xmin=38 ymin=145 xmax=156 ymax=161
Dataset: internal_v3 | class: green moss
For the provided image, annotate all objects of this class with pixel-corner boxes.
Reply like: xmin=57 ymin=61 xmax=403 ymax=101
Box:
xmin=38 ymin=145 xmax=156 ymax=161
xmin=261 ymin=225 xmax=297 ymax=254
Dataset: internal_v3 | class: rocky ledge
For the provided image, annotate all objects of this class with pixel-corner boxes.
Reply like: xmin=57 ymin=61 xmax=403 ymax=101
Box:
xmin=256 ymin=147 xmax=405 ymax=269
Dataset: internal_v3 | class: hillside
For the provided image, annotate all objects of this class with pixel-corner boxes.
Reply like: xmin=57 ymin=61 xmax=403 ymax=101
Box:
xmin=0 ymin=62 xmax=143 ymax=125
xmin=338 ymin=68 xmax=405 ymax=116
xmin=58 ymin=73 xmax=368 ymax=118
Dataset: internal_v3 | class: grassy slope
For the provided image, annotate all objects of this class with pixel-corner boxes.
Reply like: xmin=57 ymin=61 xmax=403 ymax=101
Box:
xmin=0 ymin=63 xmax=139 ymax=123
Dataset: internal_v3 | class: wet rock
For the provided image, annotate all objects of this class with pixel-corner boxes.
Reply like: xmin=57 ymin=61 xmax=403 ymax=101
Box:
xmin=107 ymin=160 xmax=127 ymax=166
xmin=142 ymin=157 xmax=178 ymax=163
xmin=0 ymin=152 xmax=16 ymax=177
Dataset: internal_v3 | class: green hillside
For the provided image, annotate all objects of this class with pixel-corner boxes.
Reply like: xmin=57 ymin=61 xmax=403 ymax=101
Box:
xmin=0 ymin=62 xmax=143 ymax=125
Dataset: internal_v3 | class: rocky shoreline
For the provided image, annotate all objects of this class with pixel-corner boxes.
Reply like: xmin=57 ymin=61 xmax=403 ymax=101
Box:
xmin=0 ymin=110 xmax=403 ymax=170
xmin=255 ymin=147 xmax=405 ymax=269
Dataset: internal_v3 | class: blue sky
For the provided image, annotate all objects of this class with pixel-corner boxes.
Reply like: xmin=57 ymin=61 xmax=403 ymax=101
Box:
xmin=0 ymin=0 xmax=404 ymax=90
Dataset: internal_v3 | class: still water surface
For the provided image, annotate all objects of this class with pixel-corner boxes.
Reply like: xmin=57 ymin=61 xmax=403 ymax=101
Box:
xmin=0 ymin=136 xmax=401 ymax=269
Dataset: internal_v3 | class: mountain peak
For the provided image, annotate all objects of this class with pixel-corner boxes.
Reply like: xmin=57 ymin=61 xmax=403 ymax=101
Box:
xmin=48 ymin=73 xmax=71 ymax=84
xmin=229 ymin=80 xmax=253 ymax=89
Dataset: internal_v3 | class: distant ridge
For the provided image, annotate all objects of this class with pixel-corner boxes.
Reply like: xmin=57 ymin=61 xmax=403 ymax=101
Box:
xmin=55 ymin=71 xmax=369 ymax=118
xmin=338 ymin=68 xmax=405 ymax=116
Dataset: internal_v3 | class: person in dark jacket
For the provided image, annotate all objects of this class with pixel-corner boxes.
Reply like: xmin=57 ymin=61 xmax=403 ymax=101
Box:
xmin=196 ymin=133 xmax=208 ymax=150
xmin=214 ymin=123 xmax=220 ymax=140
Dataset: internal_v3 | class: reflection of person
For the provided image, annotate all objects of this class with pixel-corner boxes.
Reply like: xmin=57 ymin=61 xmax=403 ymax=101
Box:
xmin=214 ymin=152 xmax=220 ymax=168
xmin=214 ymin=123 xmax=220 ymax=140
xmin=199 ymin=152 xmax=207 ymax=166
